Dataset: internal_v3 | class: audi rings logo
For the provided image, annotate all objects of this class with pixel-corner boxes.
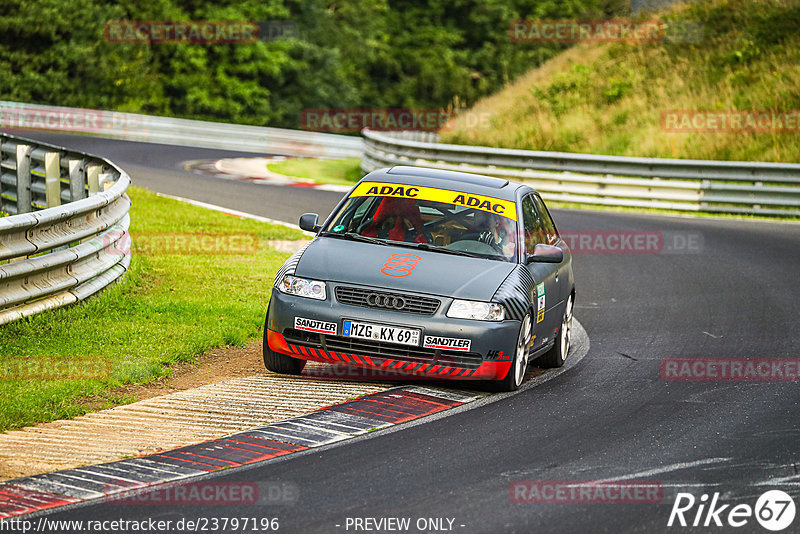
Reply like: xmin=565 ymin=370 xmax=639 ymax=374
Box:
xmin=380 ymin=253 xmax=422 ymax=278
xmin=367 ymin=293 xmax=407 ymax=310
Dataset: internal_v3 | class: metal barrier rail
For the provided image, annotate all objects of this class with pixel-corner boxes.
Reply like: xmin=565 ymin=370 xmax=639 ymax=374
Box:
xmin=0 ymin=133 xmax=131 ymax=325
xmin=0 ymin=101 xmax=363 ymax=158
xmin=361 ymin=129 xmax=800 ymax=216
xmin=4 ymin=102 xmax=796 ymax=216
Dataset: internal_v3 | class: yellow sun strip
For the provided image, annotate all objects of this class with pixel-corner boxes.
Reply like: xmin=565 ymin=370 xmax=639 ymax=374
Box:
xmin=350 ymin=182 xmax=517 ymax=221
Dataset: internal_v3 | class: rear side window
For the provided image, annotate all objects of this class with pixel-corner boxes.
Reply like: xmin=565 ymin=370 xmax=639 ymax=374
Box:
xmin=532 ymin=194 xmax=559 ymax=245
xmin=521 ymin=196 xmax=545 ymax=253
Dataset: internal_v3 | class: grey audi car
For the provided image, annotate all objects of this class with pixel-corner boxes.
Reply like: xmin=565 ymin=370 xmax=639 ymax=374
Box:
xmin=264 ymin=166 xmax=574 ymax=391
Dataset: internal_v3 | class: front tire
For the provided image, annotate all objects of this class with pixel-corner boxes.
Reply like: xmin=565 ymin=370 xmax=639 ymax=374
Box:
xmin=539 ymin=294 xmax=573 ymax=368
xmin=262 ymin=323 xmax=305 ymax=375
xmin=494 ymin=313 xmax=532 ymax=392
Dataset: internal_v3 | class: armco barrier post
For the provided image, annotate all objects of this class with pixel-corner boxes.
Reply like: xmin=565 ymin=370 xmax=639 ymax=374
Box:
xmin=99 ymin=172 xmax=114 ymax=191
xmin=15 ymin=145 xmax=32 ymax=214
xmin=45 ymin=152 xmax=60 ymax=208
xmin=87 ymin=165 xmax=100 ymax=195
xmin=68 ymin=159 xmax=87 ymax=202
xmin=0 ymin=139 xmax=5 ymax=213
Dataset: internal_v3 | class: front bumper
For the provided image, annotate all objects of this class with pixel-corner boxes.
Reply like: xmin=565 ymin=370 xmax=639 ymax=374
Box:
xmin=266 ymin=284 xmax=521 ymax=380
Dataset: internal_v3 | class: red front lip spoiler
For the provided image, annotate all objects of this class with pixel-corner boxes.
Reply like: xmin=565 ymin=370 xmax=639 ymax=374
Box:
xmin=267 ymin=328 xmax=293 ymax=354
xmin=267 ymin=329 xmax=511 ymax=380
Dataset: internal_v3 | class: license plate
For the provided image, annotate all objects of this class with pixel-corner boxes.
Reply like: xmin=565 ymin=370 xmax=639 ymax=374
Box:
xmin=342 ymin=320 xmax=420 ymax=346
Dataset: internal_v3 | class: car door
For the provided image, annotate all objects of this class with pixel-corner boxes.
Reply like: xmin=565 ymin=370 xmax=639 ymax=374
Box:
xmin=531 ymin=193 xmax=572 ymax=306
xmin=520 ymin=194 xmax=563 ymax=349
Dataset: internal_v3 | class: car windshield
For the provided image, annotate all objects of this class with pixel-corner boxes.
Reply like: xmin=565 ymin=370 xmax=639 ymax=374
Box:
xmin=322 ymin=187 xmax=518 ymax=262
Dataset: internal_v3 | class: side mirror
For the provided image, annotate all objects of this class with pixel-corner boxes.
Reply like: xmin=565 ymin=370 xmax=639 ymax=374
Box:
xmin=299 ymin=213 xmax=321 ymax=233
xmin=526 ymin=244 xmax=563 ymax=264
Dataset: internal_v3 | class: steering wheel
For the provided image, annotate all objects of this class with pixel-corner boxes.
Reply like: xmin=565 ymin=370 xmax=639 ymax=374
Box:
xmin=476 ymin=231 xmax=505 ymax=254
xmin=457 ymin=231 xmax=503 ymax=254
xmin=446 ymin=239 xmax=500 ymax=255
xmin=404 ymin=222 xmax=433 ymax=244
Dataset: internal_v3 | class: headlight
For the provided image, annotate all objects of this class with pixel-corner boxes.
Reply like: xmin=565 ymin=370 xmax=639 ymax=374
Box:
xmin=278 ymin=275 xmax=327 ymax=300
xmin=446 ymin=299 xmax=505 ymax=321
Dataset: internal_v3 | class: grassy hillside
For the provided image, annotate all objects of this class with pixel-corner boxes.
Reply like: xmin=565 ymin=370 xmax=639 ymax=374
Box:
xmin=442 ymin=0 xmax=800 ymax=163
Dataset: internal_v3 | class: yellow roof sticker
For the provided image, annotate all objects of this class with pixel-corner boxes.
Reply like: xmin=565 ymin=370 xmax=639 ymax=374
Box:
xmin=350 ymin=181 xmax=517 ymax=221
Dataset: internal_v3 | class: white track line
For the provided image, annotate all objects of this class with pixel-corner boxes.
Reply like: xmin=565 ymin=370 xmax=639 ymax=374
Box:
xmin=155 ymin=192 xmax=315 ymax=237
xmin=595 ymin=457 xmax=732 ymax=483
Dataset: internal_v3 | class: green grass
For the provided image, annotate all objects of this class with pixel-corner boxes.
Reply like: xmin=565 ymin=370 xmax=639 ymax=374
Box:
xmin=267 ymin=157 xmax=364 ymax=186
xmin=442 ymin=0 xmax=800 ymax=163
xmin=0 ymin=186 xmax=306 ymax=432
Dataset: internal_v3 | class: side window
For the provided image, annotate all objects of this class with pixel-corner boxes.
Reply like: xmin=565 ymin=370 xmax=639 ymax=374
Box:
xmin=521 ymin=196 xmax=545 ymax=253
xmin=532 ymin=194 xmax=559 ymax=245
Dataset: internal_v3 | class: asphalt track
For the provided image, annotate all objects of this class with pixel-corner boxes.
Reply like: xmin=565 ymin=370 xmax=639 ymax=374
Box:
xmin=6 ymin=131 xmax=800 ymax=533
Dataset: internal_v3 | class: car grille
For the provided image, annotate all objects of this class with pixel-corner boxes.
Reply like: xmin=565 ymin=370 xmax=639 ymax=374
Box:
xmin=283 ymin=329 xmax=482 ymax=369
xmin=334 ymin=286 xmax=440 ymax=315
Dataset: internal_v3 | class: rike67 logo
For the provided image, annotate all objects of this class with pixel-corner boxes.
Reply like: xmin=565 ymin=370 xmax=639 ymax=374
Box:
xmin=668 ymin=490 xmax=796 ymax=531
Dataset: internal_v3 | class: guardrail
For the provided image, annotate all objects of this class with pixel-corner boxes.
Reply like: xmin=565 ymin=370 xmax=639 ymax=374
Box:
xmin=0 ymin=101 xmax=363 ymax=158
xmin=0 ymin=133 xmax=131 ymax=325
xmin=361 ymin=129 xmax=800 ymax=217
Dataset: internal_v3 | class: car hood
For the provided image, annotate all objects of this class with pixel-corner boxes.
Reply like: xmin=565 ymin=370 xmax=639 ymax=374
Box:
xmin=295 ymin=237 xmax=515 ymax=301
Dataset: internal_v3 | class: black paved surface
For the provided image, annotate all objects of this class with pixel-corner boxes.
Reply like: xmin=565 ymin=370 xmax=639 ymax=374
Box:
xmin=8 ymin=131 xmax=800 ymax=534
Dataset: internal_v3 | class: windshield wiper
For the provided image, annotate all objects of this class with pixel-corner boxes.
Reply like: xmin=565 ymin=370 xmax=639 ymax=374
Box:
xmin=320 ymin=232 xmax=492 ymax=259
xmin=319 ymin=231 xmax=389 ymax=246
